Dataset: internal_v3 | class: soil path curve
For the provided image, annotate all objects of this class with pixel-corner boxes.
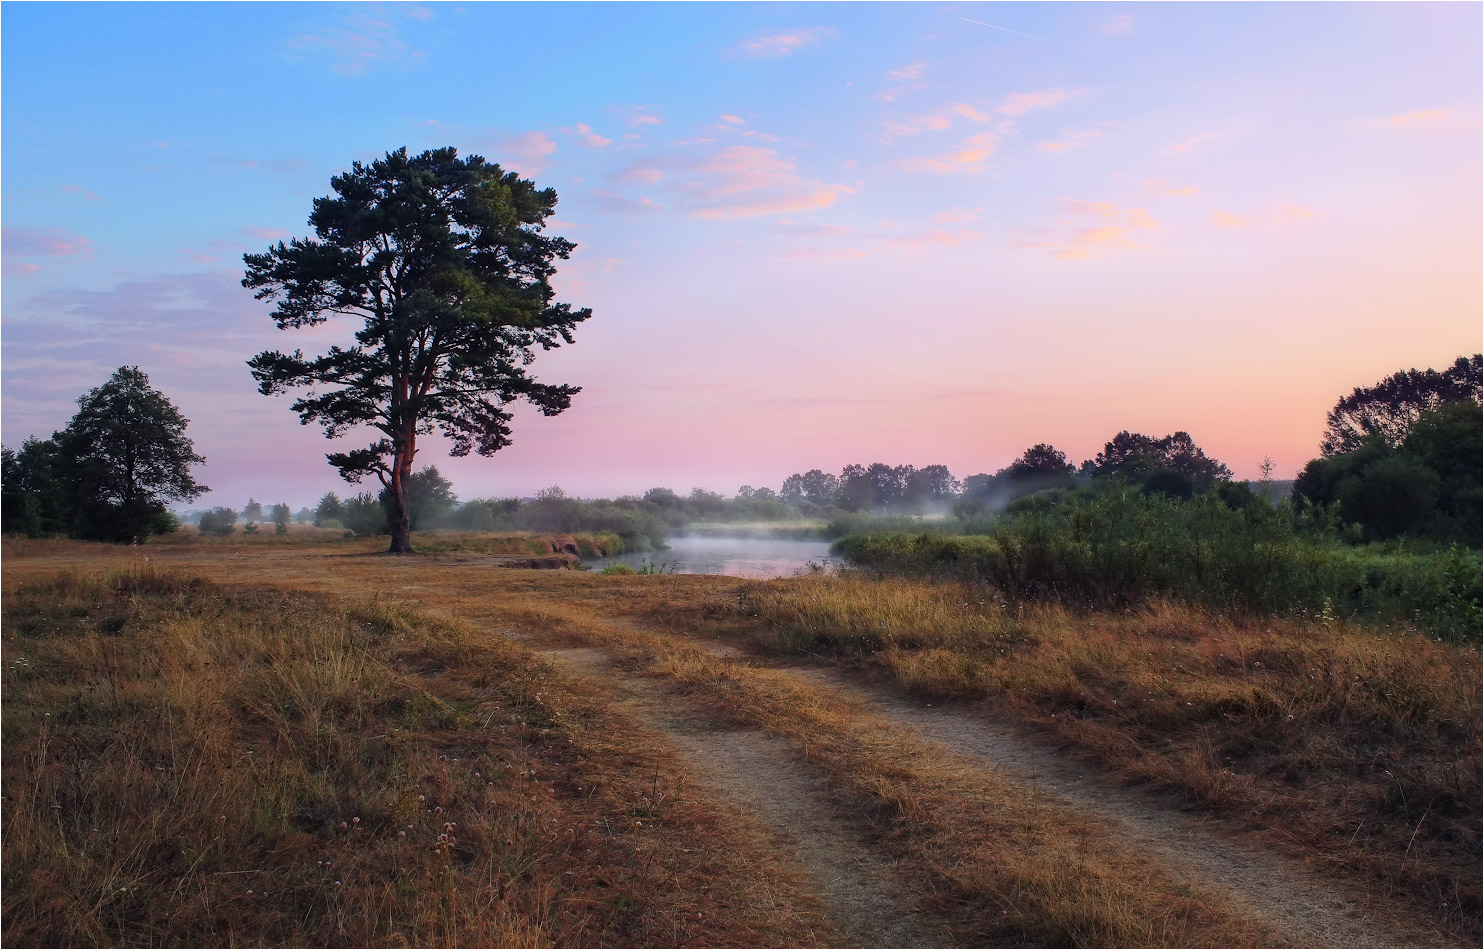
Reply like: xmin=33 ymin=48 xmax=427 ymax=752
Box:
xmin=523 ymin=639 xmax=948 ymax=949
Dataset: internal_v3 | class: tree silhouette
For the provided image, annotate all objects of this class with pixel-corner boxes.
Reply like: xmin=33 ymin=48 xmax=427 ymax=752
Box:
xmin=245 ymin=147 xmax=590 ymax=553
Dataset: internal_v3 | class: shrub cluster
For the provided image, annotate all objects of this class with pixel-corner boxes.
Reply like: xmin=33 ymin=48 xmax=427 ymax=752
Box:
xmin=834 ymin=482 xmax=1481 ymax=642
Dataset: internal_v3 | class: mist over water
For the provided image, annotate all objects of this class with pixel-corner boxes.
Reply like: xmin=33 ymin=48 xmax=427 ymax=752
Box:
xmin=587 ymin=535 xmax=838 ymax=578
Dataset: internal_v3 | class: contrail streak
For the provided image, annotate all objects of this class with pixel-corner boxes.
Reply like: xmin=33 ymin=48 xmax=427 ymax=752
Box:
xmin=960 ymin=16 xmax=1064 ymax=47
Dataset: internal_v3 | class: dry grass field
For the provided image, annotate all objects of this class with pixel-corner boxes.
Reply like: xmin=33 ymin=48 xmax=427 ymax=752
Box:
xmin=3 ymin=531 xmax=1478 ymax=947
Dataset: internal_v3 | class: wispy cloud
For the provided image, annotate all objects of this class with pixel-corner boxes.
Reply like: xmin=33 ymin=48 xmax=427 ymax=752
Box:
xmin=896 ymin=132 xmax=1000 ymax=173
xmin=243 ymin=226 xmax=291 ymax=242
xmin=1143 ymin=178 xmax=1199 ymax=197
xmin=61 ymin=183 xmax=102 ymax=201
xmin=934 ymin=206 xmax=984 ymax=223
xmin=878 ymin=228 xmax=982 ymax=252
xmin=1017 ymin=199 xmax=1155 ymax=260
xmin=3 ymin=226 xmax=94 ymax=257
xmin=997 ymin=88 xmax=1076 ymax=117
xmin=495 ymin=130 xmax=557 ymax=176
xmin=719 ymin=114 xmax=747 ymax=125
xmin=1386 ymin=107 xmax=1450 ymax=128
xmin=1101 ymin=14 xmax=1134 ymax=35
xmin=1164 ymin=130 xmax=1223 ymax=154
xmin=875 ymin=62 xmax=930 ymax=102
xmin=288 ymin=7 xmax=430 ymax=76
xmin=1037 ymin=128 xmax=1100 ymax=152
xmin=1211 ymin=205 xmax=1317 ymax=229
xmin=881 ymin=113 xmax=954 ymax=138
xmin=781 ymin=246 xmax=869 ymax=261
xmin=735 ymin=26 xmax=834 ymax=59
xmin=674 ymin=145 xmax=853 ymax=219
xmin=564 ymin=122 xmax=612 ymax=148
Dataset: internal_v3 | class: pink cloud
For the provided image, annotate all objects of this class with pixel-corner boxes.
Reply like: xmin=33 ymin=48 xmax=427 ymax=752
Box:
xmin=1211 ymin=210 xmax=1253 ymax=229
xmin=875 ymin=62 xmax=931 ymax=102
xmin=243 ymin=226 xmax=291 ymax=241
xmin=1037 ymin=128 xmax=1100 ymax=152
xmin=736 ymin=26 xmax=834 ymax=58
xmin=1386 ymin=107 xmax=1450 ymax=128
xmin=878 ymin=228 xmax=981 ymax=251
xmin=1164 ymin=130 xmax=1222 ymax=154
xmin=882 ymin=113 xmax=954 ymax=137
xmin=629 ymin=113 xmax=663 ymax=128
xmin=1281 ymin=204 xmax=1317 ymax=220
xmin=997 ymin=88 xmax=1073 ymax=117
xmin=1023 ymin=199 xmax=1155 ymax=259
xmin=1126 ymin=207 xmax=1157 ymax=230
xmin=496 ymin=130 xmax=557 ymax=176
xmin=566 ymin=122 xmax=612 ymax=148
xmin=719 ymin=114 xmax=746 ymax=125
xmin=897 ymin=132 xmax=1000 ymax=173
xmin=668 ymin=144 xmax=853 ymax=220
xmin=934 ymin=206 xmax=984 ymax=223
xmin=1144 ymin=178 xmax=1199 ymax=197
xmin=61 ymin=183 xmax=102 ymax=201
xmin=3 ymin=260 xmax=41 ymax=276
xmin=1101 ymin=14 xmax=1134 ymax=35
xmin=777 ymin=222 xmax=854 ymax=238
xmin=781 ymin=246 xmax=869 ymax=261
xmin=881 ymin=102 xmax=990 ymax=140
xmin=950 ymin=102 xmax=990 ymax=122
xmin=3 ymin=227 xmax=93 ymax=256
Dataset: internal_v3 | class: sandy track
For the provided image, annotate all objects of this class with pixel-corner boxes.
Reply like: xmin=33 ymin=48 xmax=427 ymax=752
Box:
xmin=501 ymin=610 xmax=1420 ymax=948
xmin=527 ymin=642 xmax=948 ymax=948
xmin=772 ymin=663 xmax=1409 ymax=948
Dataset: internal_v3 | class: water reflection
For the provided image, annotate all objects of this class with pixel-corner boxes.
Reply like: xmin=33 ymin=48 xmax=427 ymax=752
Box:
xmin=586 ymin=534 xmax=838 ymax=579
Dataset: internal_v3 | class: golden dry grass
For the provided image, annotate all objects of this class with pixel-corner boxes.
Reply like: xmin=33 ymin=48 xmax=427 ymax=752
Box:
xmin=725 ymin=574 xmax=1483 ymax=941
xmin=1 ymin=561 xmax=831 ymax=947
xmin=5 ymin=534 xmax=1477 ymax=946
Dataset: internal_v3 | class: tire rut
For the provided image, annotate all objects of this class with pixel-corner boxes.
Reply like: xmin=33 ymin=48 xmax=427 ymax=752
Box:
xmin=754 ymin=660 xmax=1414 ymax=948
xmin=527 ymin=642 xmax=949 ymax=949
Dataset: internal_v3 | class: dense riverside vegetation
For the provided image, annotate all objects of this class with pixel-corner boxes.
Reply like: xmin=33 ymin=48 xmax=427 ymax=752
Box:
xmin=832 ymin=482 xmax=1481 ymax=642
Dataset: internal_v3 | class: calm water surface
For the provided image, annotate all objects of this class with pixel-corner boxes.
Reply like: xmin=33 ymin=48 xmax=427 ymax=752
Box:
xmin=586 ymin=535 xmax=838 ymax=578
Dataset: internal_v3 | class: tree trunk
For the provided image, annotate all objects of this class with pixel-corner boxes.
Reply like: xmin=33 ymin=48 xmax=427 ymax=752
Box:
xmin=387 ymin=457 xmax=414 ymax=554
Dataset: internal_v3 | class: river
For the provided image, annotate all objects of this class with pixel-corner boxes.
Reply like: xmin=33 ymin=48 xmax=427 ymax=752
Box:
xmin=585 ymin=534 xmax=838 ymax=578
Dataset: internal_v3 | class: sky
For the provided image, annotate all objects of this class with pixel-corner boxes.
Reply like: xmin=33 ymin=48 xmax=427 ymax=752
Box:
xmin=2 ymin=2 xmax=1480 ymax=509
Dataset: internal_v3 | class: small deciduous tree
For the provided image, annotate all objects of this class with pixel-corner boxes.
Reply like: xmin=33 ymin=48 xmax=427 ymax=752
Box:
xmin=244 ymin=146 xmax=591 ymax=554
xmin=198 ymin=507 xmax=238 ymax=537
xmin=23 ymin=366 xmax=208 ymax=542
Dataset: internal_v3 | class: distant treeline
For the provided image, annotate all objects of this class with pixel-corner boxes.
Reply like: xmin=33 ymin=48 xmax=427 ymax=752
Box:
xmin=6 ymin=356 xmax=1478 ymax=554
